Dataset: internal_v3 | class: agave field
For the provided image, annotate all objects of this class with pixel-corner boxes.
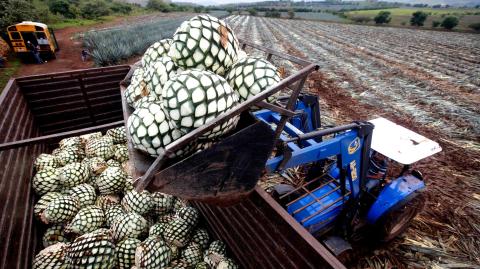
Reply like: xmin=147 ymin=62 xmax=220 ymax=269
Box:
xmin=226 ymin=15 xmax=480 ymax=268
xmin=83 ymin=15 xmax=192 ymax=66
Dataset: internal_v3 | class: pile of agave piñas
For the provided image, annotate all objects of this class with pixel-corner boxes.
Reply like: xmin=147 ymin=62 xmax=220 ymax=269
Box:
xmin=32 ymin=128 xmax=238 ymax=269
xmin=125 ymin=14 xmax=281 ymax=157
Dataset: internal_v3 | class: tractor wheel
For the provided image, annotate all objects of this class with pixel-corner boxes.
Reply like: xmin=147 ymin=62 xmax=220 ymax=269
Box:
xmin=376 ymin=193 xmax=425 ymax=242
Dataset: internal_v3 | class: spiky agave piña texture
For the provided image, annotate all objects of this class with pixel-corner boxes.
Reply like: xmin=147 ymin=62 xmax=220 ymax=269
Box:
xmin=142 ymin=39 xmax=172 ymax=68
xmin=161 ymin=70 xmax=239 ymax=139
xmin=135 ymin=236 xmax=172 ymax=269
xmin=85 ymin=136 xmax=115 ymax=160
xmin=167 ymin=259 xmax=189 ymax=269
xmin=66 ymin=231 xmax=116 ymax=269
xmin=59 ymin=162 xmax=89 ymax=188
xmin=106 ymin=159 xmax=121 ymax=167
xmin=41 ymin=196 xmax=80 ymax=224
xmin=151 ymin=192 xmax=174 ymax=216
xmin=56 ymin=146 xmax=84 ymax=166
xmin=133 ymin=94 xmax=158 ymax=109
xmin=116 ymin=238 xmax=141 ymax=269
xmin=59 ymin=136 xmax=82 ymax=149
xmin=32 ymin=167 xmax=61 ymax=195
xmin=33 ymin=242 xmax=68 ymax=269
xmin=95 ymin=167 xmax=126 ymax=195
xmin=175 ymin=206 xmax=199 ymax=228
xmin=111 ymin=212 xmax=148 ymax=242
xmin=203 ymin=240 xmax=227 ymax=268
xmin=149 ymin=223 xmax=165 ymax=237
xmin=67 ymin=183 xmax=96 ymax=207
xmin=106 ymin=126 xmax=127 ymax=144
xmin=83 ymin=157 xmax=108 ymax=176
xmin=217 ymin=258 xmax=239 ymax=269
xmin=42 ymin=225 xmax=69 ymax=247
xmin=195 ymin=261 xmax=209 ymax=269
xmin=105 ymin=203 xmax=125 ymax=227
xmin=95 ymin=194 xmax=121 ymax=211
xmin=191 ymin=228 xmax=210 ymax=250
xmin=181 ymin=242 xmax=203 ymax=266
xmin=127 ymin=101 xmax=188 ymax=157
xmin=35 ymin=153 xmax=61 ymax=170
xmin=65 ymin=206 xmax=105 ymax=235
xmin=125 ymin=67 xmax=150 ymax=108
xmin=113 ymin=144 xmax=129 ymax=163
xmin=163 ymin=218 xmax=193 ymax=248
xmin=144 ymin=56 xmax=177 ymax=98
xmin=226 ymin=57 xmax=281 ymax=102
xmin=122 ymin=190 xmax=154 ymax=216
xmin=34 ymin=192 xmax=63 ymax=219
xmin=168 ymin=15 xmax=239 ymax=76
xmin=80 ymin=132 xmax=102 ymax=145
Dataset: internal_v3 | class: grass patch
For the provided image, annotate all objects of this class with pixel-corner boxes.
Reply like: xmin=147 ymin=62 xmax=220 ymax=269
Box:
xmin=0 ymin=57 xmax=21 ymax=93
xmin=48 ymin=16 xmax=116 ymax=30
xmin=346 ymin=8 xmax=480 ymax=31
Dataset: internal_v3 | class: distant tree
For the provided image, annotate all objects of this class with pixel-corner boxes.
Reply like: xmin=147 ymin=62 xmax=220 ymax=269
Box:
xmin=247 ymin=8 xmax=257 ymax=16
xmin=432 ymin=20 xmax=441 ymax=27
xmin=80 ymin=0 xmax=110 ymax=19
xmin=410 ymin=11 xmax=428 ymax=26
xmin=193 ymin=6 xmax=205 ymax=13
xmin=0 ymin=0 xmax=38 ymax=29
xmin=469 ymin=22 xmax=480 ymax=31
xmin=287 ymin=9 xmax=295 ymax=19
xmin=441 ymin=16 xmax=459 ymax=29
xmin=146 ymin=0 xmax=171 ymax=12
xmin=49 ymin=0 xmax=76 ymax=18
xmin=374 ymin=11 xmax=391 ymax=24
xmin=110 ymin=2 xmax=133 ymax=14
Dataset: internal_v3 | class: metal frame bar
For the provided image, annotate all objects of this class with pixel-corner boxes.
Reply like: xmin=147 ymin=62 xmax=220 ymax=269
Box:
xmin=134 ymin=41 xmax=319 ymax=191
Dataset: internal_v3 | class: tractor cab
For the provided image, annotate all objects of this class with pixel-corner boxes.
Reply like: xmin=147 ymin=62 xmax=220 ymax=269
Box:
xmin=260 ymin=95 xmax=441 ymax=257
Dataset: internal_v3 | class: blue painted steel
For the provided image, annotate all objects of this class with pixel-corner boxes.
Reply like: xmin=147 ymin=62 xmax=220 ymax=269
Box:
xmin=287 ymin=180 xmax=351 ymax=233
xmin=366 ymin=175 xmax=425 ymax=224
xmin=289 ymin=100 xmax=315 ymax=133
xmin=254 ymin=106 xmax=368 ymax=233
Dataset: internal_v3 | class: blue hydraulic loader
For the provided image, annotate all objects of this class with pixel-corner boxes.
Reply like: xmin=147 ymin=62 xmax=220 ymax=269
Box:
xmin=254 ymin=94 xmax=442 ymax=258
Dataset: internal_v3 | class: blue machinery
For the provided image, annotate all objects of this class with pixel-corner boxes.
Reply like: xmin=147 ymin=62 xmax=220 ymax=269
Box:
xmin=254 ymin=95 xmax=441 ymax=253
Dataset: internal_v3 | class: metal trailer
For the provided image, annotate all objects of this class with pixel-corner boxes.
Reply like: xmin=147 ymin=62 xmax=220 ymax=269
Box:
xmin=0 ymin=47 xmax=346 ymax=269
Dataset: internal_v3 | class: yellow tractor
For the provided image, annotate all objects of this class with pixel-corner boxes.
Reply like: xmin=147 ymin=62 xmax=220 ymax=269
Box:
xmin=6 ymin=21 xmax=59 ymax=61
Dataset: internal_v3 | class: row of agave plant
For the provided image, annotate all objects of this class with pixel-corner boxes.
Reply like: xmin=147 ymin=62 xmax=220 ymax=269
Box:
xmin=83 ymin=16 xmax=191 ymax=66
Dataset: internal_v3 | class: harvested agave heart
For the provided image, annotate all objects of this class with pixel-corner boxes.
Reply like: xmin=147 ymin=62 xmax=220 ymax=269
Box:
xmin=58 ymin=162 xmax=89 ymax=188
xmin=65 ymin=232 xmax=116 ymax=268
xmin=65 ymin=206 xmax=104 ymax=235
xmin=33 ymin=242 xmax=68 ymax=269
xmin=35 ymin=153 xmax=61 ymax=170
xmin=122 ymin=190 xmax=153 ymax=216
xmin=161 ymin=69 xmax=240 ymax=139
xmin=42 ymin=225 xmax=69 ymax=247
xmin=141 ymin=39 xmax=172 ymax=68
xmin=41 ymin=196 xmax=80 ymax=224
xmin=181 ymin=242 xmax=203 ymax=266
xmin=111 ymin=212 xmax=148 ymax=242
xmin=32 ymin=167 xmax=61 ymax=195
xmin=95 ymin=167 xmax=126 ymax=195
xmin=163 ymin=218 xmax=193 ymax=248
xmin=106 ymin=126 xmax=127 ymax=144
xmin=116 ymin=238 xmax=141 ymax=269
xmin=67 ymin=183 xmax=96 ymax=207
xmin=168 ymin=15 xmax=239 ymax=75
xmin=34 ymin=192 xmax=63 ymax=219
xmin=135 ymin=236 xmax=172 ymax=268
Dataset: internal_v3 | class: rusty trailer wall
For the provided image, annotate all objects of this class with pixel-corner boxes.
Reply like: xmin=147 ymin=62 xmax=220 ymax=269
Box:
xmin=0 ymin=65 xmax=130 ymax=269
xmin=192 ymin=187 xmax=345 ymax=269
xmin=15 ymin=65 xmax=130 ymax=135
